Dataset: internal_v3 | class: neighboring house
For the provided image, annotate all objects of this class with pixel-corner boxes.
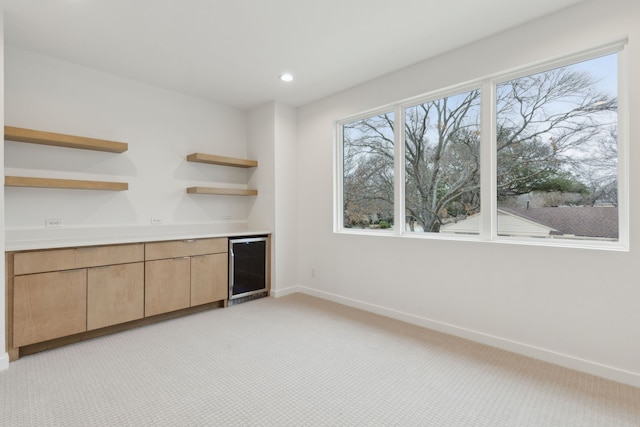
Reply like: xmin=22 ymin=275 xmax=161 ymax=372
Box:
xmin=441 ymin=206 xmax=618 ymax=240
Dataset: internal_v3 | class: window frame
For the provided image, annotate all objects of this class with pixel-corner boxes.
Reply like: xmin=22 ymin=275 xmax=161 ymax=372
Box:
xmin=335 ymin=41 xmax=629 ymax=251
xmin=335 ymin=105 xmax=398 ymax=235
xmin=399 ymin=83 xmax=484 ymax=236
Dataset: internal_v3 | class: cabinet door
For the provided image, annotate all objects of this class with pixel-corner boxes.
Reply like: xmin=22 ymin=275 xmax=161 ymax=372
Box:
xmin=13 ymin=269 xmax=87 ymax=347
xmin=191 ymin=253 xmax=228 ymax=306
xmin=87 ymin=262 xmax=144 ymax=330
xmin=145 ymin=257 xmax=191 ymax=317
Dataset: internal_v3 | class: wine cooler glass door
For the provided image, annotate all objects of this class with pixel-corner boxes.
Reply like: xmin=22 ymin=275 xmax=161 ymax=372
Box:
xmin=229 ymin=237 xmax=267 ymax=300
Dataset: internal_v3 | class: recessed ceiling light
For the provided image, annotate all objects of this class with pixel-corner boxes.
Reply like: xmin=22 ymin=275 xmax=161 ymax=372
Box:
xmin=279 ymin=73 xmax=294 ymax=82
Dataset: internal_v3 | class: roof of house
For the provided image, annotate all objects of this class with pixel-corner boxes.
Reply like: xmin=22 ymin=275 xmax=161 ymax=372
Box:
xmin=439 ymin=210 xmax=557 ymax=237
xmin=440 ymin=206 xmax=618 ymax=239
xmin=500 ymin=206 xmax=618 ymax=239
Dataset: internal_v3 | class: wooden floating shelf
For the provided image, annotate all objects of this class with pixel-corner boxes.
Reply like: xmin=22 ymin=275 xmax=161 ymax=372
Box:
xmin=186 ymin=153 xmax=257 ymax=168
xmin=186 ymin=187 xmax=258 ymax=196
xmin=5 ymin=176 xmax=129 ymax=191
xmin=5 ymin=126 xmax=128 ymax=153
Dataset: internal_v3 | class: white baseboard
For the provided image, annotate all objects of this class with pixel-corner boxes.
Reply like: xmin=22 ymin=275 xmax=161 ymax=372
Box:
xmin=295 ymin=286 xmax=640 ymax=389
xmin=0 ymin=352 xmax=9 ymax=372
xmin=270 ymin=286 xmax=300 ymax=298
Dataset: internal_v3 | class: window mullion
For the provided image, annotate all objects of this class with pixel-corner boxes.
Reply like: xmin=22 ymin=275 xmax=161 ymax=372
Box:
xmin=616 ymin=45 xmax=629 ymax=249
xmin=334 ymin=122 xmax=345 ymax=232
xmin=394 ymin=104 xmax=404 ymax=235
xmin=480 ymin=81 xmax=496 ymax=240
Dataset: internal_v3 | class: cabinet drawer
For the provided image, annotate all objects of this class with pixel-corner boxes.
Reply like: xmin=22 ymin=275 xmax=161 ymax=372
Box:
xmin=13 ymin=243 xmax=145 ymax=275
xmin=145 ymin=238 xmax=227 ymax=260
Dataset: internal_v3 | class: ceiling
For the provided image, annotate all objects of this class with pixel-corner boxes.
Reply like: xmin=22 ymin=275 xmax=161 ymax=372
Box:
xmin=2 ymin=0 xmax=585 ymax=110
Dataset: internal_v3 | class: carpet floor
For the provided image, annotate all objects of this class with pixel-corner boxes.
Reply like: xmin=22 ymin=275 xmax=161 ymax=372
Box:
xmin=1 ymin=293 xmax=639 ymax=426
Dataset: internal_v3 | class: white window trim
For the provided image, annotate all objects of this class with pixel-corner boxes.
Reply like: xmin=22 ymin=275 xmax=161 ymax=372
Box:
xmin=335 ymin=40 xmax=629 ymax=251
xmin=334 ymin=105 xmax=398 ymax=235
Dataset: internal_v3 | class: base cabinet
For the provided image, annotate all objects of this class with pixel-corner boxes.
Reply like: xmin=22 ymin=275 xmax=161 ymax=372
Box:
xmin=6 ymin=236 xmax=239 ymax=361
xmin=87 ymin=262 xmax=144 ymax=330
xmin=144 ymin=238 xmax=228 ymax=315
xmin=8 ymin=243 xmax=144 ymax=357
xmin=191 ymin=253 xmax=228 ymax=306
xmin=13 ymin=269 xmax=87 ymax=347
xmin=145 ymin=257 xmax=191 ymax=317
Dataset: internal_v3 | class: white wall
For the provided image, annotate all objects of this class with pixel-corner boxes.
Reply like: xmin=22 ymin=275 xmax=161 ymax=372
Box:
xmin=273 ymin=104 xmax=298 ymax=293
xmin=2 ymin=46 xmax=259 ymax=371
xmin=4 ymin=47 xmax=252 ymax=230
xmin=296 ymin=0 xmax=640 ymax=387
xmin=247 ymin=102 xmax=298 ymax=293
xmin=247 ymin=102 xmax=276 ymax=289
xmin=0 ymin=12 xmax=8 ymax=371
xmin=247 ymin=103 xmax=275 ymax=232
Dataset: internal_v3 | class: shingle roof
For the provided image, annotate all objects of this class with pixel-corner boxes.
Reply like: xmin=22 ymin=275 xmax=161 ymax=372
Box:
xmin=500 ymin=206 xmax=618 ymax=239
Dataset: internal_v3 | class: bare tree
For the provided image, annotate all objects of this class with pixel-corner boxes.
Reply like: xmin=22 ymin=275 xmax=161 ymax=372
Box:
xmin=343 ymin=113 xmax=394 ymax=228
xmin=572 ymin=128 xmax=618 ymax=206
xmin=404 ymin=90 xmax=481 ymax=232
xmin=342 ymin=60 xmax=618 ymax=232
xmin=496 ymin=66 xmax=617 ymax=201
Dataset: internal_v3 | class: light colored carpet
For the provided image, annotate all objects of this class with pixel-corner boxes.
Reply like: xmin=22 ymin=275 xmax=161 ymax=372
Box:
xmin=1 ymin=293 xmax=639 ymax=426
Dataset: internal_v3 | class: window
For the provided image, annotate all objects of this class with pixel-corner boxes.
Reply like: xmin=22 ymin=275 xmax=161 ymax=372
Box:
xmin=341 ymin=111 xmax=395 ymax=230
xmin=336 ymin=45 xmax=625 ymax=249
xmin=495 ymin=54 xmax=619 ymax=241
xmin=404 ymin=90 xmax=481 ymax=234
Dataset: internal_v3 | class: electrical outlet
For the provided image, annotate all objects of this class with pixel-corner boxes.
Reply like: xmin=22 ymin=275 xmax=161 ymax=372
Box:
xmin=150 ymin=217 xmax=163 ymax=225
xmin=311 ymin=268 xmax=317 ymax=277
xmin=223 ymin=216 xmax=232 ymax=222
xmin=45 ymin=218 xmax=64 ymax=228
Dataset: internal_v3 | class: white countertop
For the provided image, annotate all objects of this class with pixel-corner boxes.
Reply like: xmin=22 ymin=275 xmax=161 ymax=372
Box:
xmin=5 ymin=223 xmax=270 ymax=251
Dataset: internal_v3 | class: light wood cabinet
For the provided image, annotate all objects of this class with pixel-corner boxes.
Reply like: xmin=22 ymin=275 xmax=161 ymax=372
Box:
xmin=87 ymin=263 xmax=144 ymax=330
xmin=144 ymin=238 xmax=228 ymax=316
xmin=6 ymin=236 xmax=237 ymax=361
xmin=8 ymin=243 xmax=144 ymax=357
xmin=144 ymin=257 xmax=191 ymax=317
xmin=145 ymin=238 xmax=226 ymax=260
xmin=13 ymin=269 xmax=87 ymax=347
xmin=14 ymin=243 xmax=144 ymax=275
xmin=191 ymin=253 xmax=228 ymax=306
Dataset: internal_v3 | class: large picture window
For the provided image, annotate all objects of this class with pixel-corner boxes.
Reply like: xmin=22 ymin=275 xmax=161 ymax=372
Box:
xmin=336 ymin=46 xmax=625 ymax=249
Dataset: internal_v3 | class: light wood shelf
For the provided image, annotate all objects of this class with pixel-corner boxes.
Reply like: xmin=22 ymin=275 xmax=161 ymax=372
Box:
xmin=186 ymin=153 xmax=257 ymax=168
xmin=5 ymin=126 xmax=128 ymax=153
xmin=5 ymin=176 xmax=129 ymax=191
xmin=186 ymin=187 xmax=258 ymax=196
